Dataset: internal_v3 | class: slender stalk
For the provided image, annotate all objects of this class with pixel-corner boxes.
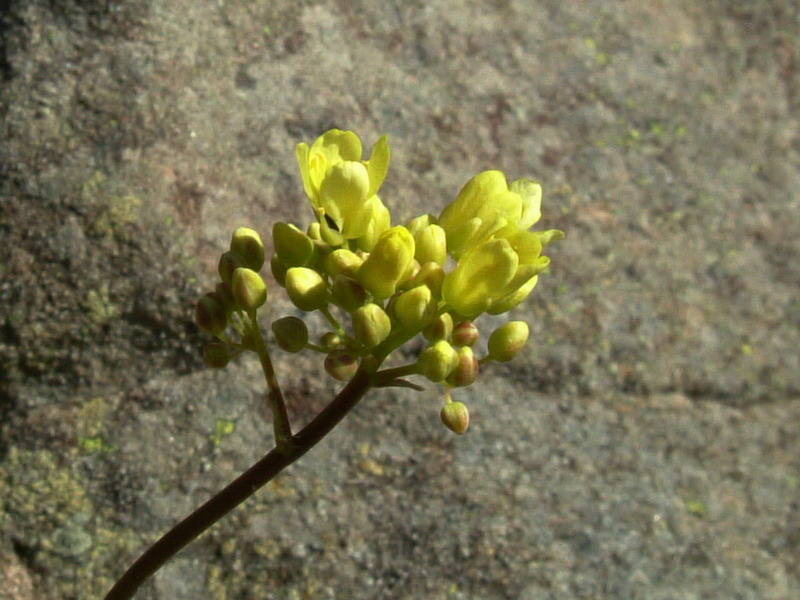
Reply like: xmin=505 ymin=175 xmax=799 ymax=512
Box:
xmin=103 ymin=362 xmax=377 ymax=600
xmin=247 ymin=313 xmax=292 ymax=444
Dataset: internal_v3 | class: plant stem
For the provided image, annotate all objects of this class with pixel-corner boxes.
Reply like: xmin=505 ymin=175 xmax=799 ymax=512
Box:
xmin=103 ymin=361 xmax=377 ymax=600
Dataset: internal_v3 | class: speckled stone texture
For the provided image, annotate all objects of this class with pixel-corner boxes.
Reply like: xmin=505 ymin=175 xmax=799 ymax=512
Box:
xmin=1 ymin=1 xmax=798 ymax=599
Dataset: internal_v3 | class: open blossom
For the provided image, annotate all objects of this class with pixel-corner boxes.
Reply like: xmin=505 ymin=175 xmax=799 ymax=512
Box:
xmin=295 ymin=129 xmax=390 ymax=243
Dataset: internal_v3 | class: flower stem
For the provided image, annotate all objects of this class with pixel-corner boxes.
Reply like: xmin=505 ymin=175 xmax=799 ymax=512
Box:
xmin=103 ymin=361 xmax=377 ymax=600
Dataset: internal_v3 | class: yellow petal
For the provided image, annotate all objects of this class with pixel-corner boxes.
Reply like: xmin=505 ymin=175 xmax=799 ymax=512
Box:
xmin=367 ymin=134 xmax=390 ymax=197
xmin=311 ymin=129 xmax=363 ymax=163
xmin=510 ymin=178 xmax=542 ymax=229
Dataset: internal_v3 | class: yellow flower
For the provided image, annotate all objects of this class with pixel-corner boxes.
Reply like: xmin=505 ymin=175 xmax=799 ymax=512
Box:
xmin=357 ymin=226 xmax=415 ymax=299
xmin=296 ymin=129 xmax=390 ymax=243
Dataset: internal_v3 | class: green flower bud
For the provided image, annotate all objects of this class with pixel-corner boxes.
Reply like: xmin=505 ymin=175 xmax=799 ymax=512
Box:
xmin=423 ymin=312 xmax=453 ymax=342
xmin=487 ymin=321 xmax=529 ymax=362
xmin=394 ymin=285 xmax=435 ymax=330
xmin=231 ymin=267 xmax=267 ymax=310
xmin=230 ymin=227 xmax=265 ymax=271
xmin=307 ymin=222 xmax=322 ymax=241
xmin=414 ymin=224 xmax=447 ymax=266
xmin=357 ymin=226 xmax=415 ymax=299
xmin=405 ymin=214 xmax=433 ymax=237
xmin=418 ymin=340 xmax=458 ymax=382
xmin=195 ymin=293 xmax=228 ymax=336
xmin=331 ymin=275 xmax=367 ymax=312
xmin=270 ymin=255 xmax=288 ymax=287
xmin=324 ymin=249 xmax=363 ymax=279
xmin=218 ymin=250 xmax=246 ymax=285
xmin=446 ymin=346 xmax=478 ymax=387
xmin=320 ymin=331 xmax=343 ymax=351
xmin=285 ymin=267 xmax=329 ymax=312
xmin=440 ymin=401 xmax=470 ymax=435
xmin=355 ymin=196 xmax=390 ymax=252
xmin=414 ymin=262 xmax=445 ymax=299
xmin=324 ymin=350 xmax=359 ymax=381
xmin=273 ymin=222 xmax=315 ymax=267
xmin=214 ymin=282 xmax=237 ymax=314
xmin=203 ymin=342 xmax=231 ymax=369
xmin=271 ymin=317 xmax=309 ymax=353
xmin=352 ymin=303 xmax=392 ymax=348
xmin=452 ymin=321 xmax=479 ymax=347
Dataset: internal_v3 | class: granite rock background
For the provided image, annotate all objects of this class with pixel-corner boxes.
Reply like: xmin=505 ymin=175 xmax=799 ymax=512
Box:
xmin=1 ymin=1 xmax=799 ymax=599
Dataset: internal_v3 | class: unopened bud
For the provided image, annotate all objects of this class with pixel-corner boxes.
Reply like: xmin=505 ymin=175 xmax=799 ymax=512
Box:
xmin=195 ymin=293 xmax=228 ymax=336
xmin=231 ymin=267 xmax=267 ymax=310
xmin=331 ymin=275 xmax=367 ymax=312
xmin=218 ymin=250 xmax=246 ymax=285
xmin=440 ymin=401 xmax=470 ymax=435
xmin=270 ymin=255 xmax=288 ymax=287
xmin=273 ymin=222 xmax=315 ymax=268
xmin=307 ymin=222 xmax=322 ymax=240
xmin=320 ymin=331 xmax=343 ymax=351
xmin=285 ymin=267 xmax=329 ymax=311
xmin=446 ymin=346 xmax=478 ymax=387
xmin=418 ymin=340 xmax=458 ymax=382
xmin=452 ymin=321 xmax=479 ymax=347
xmin=214 ymin=282 xmax=237 ymax=314
xmin=230 ymin=227 xmax=265 ymax=271
xmin=203 ymin=343 xmax=230 ymax=369
xmin=414 ymin=224 xmax=447 ymax=266
xmin=423 ymin=312 xmax=453 ymax=342
xmin=352 ymin=303 xmax=392 ymax=348
xmin=414 ymin=262 xmax=445 ymax=298
xmin=394 ymin=285 xmax=435 ymax=330
xmin=405 ymin=214 xmax=433 ymax=237
xmin=324 ymin=350 xmax=359 ymax=381
xmin=324 ymin=249 xmax=363 ymax=279
xmin=271 ymin=316 xmax=308 ymax=353
xmin=398 ymin=259 xmax=421 ymax=291
xmin=487 ymin=321 xmax=529 ymax=362
xmin=357 ymin=226 xmax=415 ymax=299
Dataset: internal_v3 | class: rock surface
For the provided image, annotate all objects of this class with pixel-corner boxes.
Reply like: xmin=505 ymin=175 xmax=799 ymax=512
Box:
xmin=1 ymin=1 xmax=798 ymax=598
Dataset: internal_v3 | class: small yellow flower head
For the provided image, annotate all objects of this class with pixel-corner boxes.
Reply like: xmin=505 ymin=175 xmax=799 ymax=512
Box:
xmin=324 ymin=350 xmax=359 ymax=381
xmin=446 ymin=346 xmax=478 ymax=387
xmin=352 ymin=303 xmax=392 ymax=348
xmin=296 ymin=130 xmax=390 ymax=241
xmin=203 ymin=342 xmax=231 ymax=369
xmin=195 ymin=293 xmax=228 ymax=336
xmin=438 ymin=170 xmax=541 ymax=258
xmin=413 ymin=223 xmax=447 ymax=266
xmin=357 ymin=226 xmax=415 ymax=299
xmin=230 ymin=227 xmax=266 ymax=271
xmin=285 ymin=267 xmax=329 ymax=312
xmin=273 ymin=222 xmax=315 ymax=268
xmin=393 ymin=284 xmax=435 ymax=330
xmin=487 ymin=321 xmax=530 ymax=362
xmin=271 ymin=316 xmax=309 ymax=353
xmin=331 ymin=275 xmax=367 ymax=312
xmin=440 ymin=401 xmax=470 ymax=435
xmin=418 ymin=340 xmax=459 ymax=382
xmin=452 ymin=321 xmax=479 ymax=347
xmin=423 ymin=312 xmax=454 ymax=343
xmin=231 ymin=267 xmax=268 ymax=310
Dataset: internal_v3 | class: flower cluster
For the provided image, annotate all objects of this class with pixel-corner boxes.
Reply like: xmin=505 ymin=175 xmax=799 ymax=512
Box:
xmin=197 ymin=129 xmax=562 ymax=434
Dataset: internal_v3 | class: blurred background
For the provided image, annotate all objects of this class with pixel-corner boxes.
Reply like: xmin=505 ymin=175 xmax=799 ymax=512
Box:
xmin=1 ymin=1 xmax=798 ymax=598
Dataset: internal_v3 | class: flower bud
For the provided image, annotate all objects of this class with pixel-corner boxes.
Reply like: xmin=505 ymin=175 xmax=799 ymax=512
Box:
xmin=307 ymin=222 xmax=322 ymax=240
xmin=320 ymin=331 xmax=343 ymax=351
xmin=357 ymin=226 xmax=415 ymax=299
xmin=271 ymin=316 xmax=308 ymax=353
xmin=331 ymin=275 xmax=367 ymax=312
xmin=440 ymin=401 xmax=470 ymax=435
xmin=487 ymin=321 xmax=529 ymax=362
xmin=398 ymin=259 xmax=421 ymax=291
xmin=270 ymin=255 xmax=288 ymax=287
xmin=218 ymin=250 xmax=246 ymax=285
xmin=324 ymin=249 xmax=363 ymax=279
xmin=452 ymin=321 xmax=479 ymax=347
xmin=446 ymin=346 xmax=478 ymax=387
xmin=405 ymin=214 xmax=432 ymax=237
xmin=418 ymin=340 xmax=458 ymax=382
xmin=352 ymin=303 xmax=392 ymax=348
xmin=356 ymin=196 xmax=390 ymax=252
xmin=423 ymin=312 xmax=453 ymax=342
xmin=414 ymin=224 xmax=447 ymax=266
xmin=393 ymin=285 xmax=435 ymax=330
xmin=203 ymin=342 xmax=231 ymax=369
xmin=214 ymin=282 xmax=237 ymax=314
xmin=285 ymin=267 xmax=329 ymax=311
xmin=231 ymin=267 xmax=267 ymax=310
xmin=195 ymin=293 xmax=228 ymax=336
xmin=414 ymin=262 xmax=445 ymax=299
xmin=324 ymin=350 xmax=359 ymax=381
xmin=230 ymin=227 xmax=266 ymax=271
xmin=273 ymin=222 xmax=315 ymax=268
